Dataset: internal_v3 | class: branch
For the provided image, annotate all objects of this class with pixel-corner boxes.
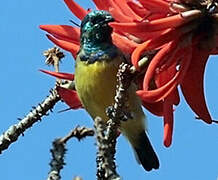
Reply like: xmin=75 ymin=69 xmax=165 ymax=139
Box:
xmin=95 ymin=63 xmax=134 ymax=180
xmin=0 ymin=88 xmax=60 ymax=154
xmin=60 ymin=126 xmax=95 ymax=143
xmin=0 ymin=47 xmax=66 ymax=154
xmin=47 ymin=126 xmax=94 ymax=180
xmin=95 ymin=117 xmax=120 ymax=180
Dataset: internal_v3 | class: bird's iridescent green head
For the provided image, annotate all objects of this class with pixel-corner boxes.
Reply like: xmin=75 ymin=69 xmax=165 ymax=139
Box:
xmin=80 ymin=10 xmax=114 ymax=45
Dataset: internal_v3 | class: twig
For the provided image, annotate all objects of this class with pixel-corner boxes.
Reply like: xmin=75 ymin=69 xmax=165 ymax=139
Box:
xmin=130 ymin=56 xmax=149 ymax=73
xmin=0 ymin=88 xmax=60 ymax=154
xmin=0 ymin=47 xmax=65 ymax=154
xmin=47 ymin=126 xmax=94 ymax=180
xmin=95 ymin=63 xmax=134 ymax=180
xmin=60 ymin=126 xmax=95 ymax=143
xmin=47 ymin=139 xmax=66 ymax=180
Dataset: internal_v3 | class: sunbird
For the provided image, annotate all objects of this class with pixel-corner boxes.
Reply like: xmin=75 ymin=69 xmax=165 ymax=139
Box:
xmin=75 ymin=10 xmax=159 ymax=171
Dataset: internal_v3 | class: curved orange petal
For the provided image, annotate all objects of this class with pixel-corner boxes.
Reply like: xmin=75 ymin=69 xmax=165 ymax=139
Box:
xmin=180 ymin=48 xmax=212 ymax=124
xmin=109 ymin=7 xmax=133 ymax=22
xmin=131 ymin=29 xmax=168 ymax=42
xmin=110 ymin=10 xmax=201 ymax=33
xmin=112 ymin=33 xmax=137 ymax=54
xmin=131 ymin=24 xmax=195 ymax=69
xmin=143 ymin=41 xmax=178 ymax=90
xmin=154 ymin=62 xmax=177 ymax=147
xmin=163 ymin=96 xmax=174 ymax=147
xmin=138 ymin=0 xmax=170 ymax=13
xmin=57 ymin=86 xmax=83 ymax=109
xmin=159 ymin=45 xmax=184 ymax=72
xmin=110 ymin=0 xmax=137 ymax=22
xmin=93 ymin=0 xmax=134 ymax=22
xmin=127 ymin=1 xmax=150 ymax=18
xmin=39 ymin=70 xmax=75 ymax=81
xmin=112 ymin=0 xmax=142 ymax=21
xmin=146 ymin=13 xmax=170 ymax=21
xmin=131 ymin=29 xmax=177 ymax=68
xmin=172 ymin=88 xmax=180 ymax=105
xmin=46 ymin=35 xmax=79 ymax=59
xmin=137 ymin=47 xmax=192 ymax=102
xmin=40 ymin=25 xmax=80 ymax=44
xmin=64 ymin=0 xmax=88 ymax=20
xmin=92 ymin=0 xmax=111 ymax=10
xmin=155 ymin=63 xmax=180 ymax=105
xmin=142 ymin=101 xmax=164 ymax=116
xmin=137 ymin=79 xmax=176 ymax=103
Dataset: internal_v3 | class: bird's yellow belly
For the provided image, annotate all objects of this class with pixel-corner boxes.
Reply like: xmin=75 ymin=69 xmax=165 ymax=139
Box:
xmin=75 ymin=59 xmax=121 ymax=121
xmin=75 ymin=58 xmax=146 ymax=146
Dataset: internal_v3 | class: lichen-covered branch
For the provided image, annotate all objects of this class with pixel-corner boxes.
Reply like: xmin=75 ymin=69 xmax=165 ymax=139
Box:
xmin=95 ymin=117 xmax=120 ymax=180
xmin=0 ymin=47 xmax=66 ymax=154
xmin=47 ymin=139 xmax=66 ymax=180
xmin=95 ymin=63 xmax=134 ymax=180
xmin=0 ymin=88 xmax=60 ymax=154
xmin=47 ymin=126 xmax=94 ymax=180
xmin=106 ymin=63 xmax=134 ymax=140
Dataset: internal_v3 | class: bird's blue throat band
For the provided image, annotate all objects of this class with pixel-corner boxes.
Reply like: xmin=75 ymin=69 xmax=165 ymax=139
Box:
xmin=79 ymin=44 xmax=119 ymax=64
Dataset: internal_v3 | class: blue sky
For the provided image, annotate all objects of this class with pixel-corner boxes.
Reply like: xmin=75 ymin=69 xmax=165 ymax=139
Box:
xmin=1 ymin=1 xmax=218 ymax=180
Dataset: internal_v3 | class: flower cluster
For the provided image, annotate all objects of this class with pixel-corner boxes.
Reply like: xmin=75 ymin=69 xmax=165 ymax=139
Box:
xmin=40 ymin=0 xmax=218 ymax=147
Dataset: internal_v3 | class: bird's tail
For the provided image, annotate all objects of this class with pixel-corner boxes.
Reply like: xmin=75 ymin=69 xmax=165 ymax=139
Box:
xmin=132 ymin=131 xmax=159 ymax=171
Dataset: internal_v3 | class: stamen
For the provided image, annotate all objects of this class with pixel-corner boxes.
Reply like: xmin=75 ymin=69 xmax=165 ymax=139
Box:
xmin=46 ymin=35 xmax=79 ymax=59
xmin=170 ymin=2 xmax=191 ymax=13
xmin=180 ymin=9 xmax=202 ymax=19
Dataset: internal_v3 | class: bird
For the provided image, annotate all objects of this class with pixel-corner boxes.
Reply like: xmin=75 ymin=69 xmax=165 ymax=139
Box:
xmin=74 ymin=10 xmax=159 ymax=171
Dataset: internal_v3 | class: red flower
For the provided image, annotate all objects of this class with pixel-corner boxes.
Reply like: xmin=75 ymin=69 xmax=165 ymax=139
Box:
xmin=40 ymin=0 xmax=217 ymax=147
xmin=40 ymin=70 xmax=82 ymax=109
